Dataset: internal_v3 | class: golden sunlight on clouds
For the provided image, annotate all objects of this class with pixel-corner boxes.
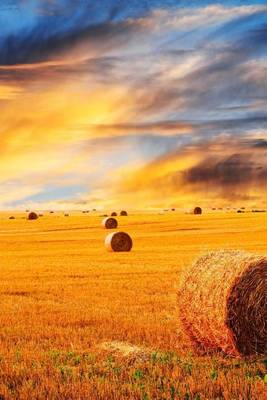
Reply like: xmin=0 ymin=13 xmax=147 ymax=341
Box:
xmin=0 ymin=83 xmax=133 ymax=181
xmin=0 ymin=84 xmax=23 ymax=99
xmin=98 ymin=137 xmax=267 ymax=209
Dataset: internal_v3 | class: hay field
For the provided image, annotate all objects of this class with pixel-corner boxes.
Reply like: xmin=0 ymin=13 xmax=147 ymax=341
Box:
xmin=0 ymin=211 xmax=266 ymax=399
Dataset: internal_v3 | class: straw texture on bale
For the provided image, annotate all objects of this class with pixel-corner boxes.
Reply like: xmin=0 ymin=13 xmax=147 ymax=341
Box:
xmin=102 ymin=217 xmax=118 ymax=229
xmin=120 ymin=210 xmax=128 ymax=216
xmin=28 ymin=212 xmax=38 ymax=220
xmin=178 ymin=251 xmax=267 ymax=356
xmin=193 ymin=207 xmax=202 ymax=215
xmin=111 ymin=212 xmax=117 ymax=217
xmin=105 ymin=232 xmax=133 ymax=252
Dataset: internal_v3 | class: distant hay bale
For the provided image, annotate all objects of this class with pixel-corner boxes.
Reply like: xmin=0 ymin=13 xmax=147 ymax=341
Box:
xmin=120 ymin=210 xmax=128 ymax=216
xmin=38 ymin=213 xmax=43 ymax=217
xmin=178 ymin=250 xmax=267 ymax=356
xmin=111 ymin=212 xmax=117 ymax=217
xmin=102 ymin=217 xmax=118 ymax=229
xmin=64 ymin=213 xmax=69 ymax=217
xmin=28 ymin=212 xmax=38 ymax=220
xmin=105 ymin=232 xmax=133 ymax=252
xmin=50 ymin=211 xmax=54 ymax=214
xmin=9 ymin=216 xmax=15 ymax=220
xmin=193 ymin=207 xmax=202 ymax=215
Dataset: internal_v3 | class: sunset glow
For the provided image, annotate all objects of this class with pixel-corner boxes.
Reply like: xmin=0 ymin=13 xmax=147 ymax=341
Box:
xmin=0 ymin=1 xmax=266 ymax=209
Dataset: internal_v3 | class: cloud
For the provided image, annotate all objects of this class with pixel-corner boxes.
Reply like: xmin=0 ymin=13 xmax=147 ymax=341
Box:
xmin=0 ymin=4 xmax=266 ymax=208
xmin=106 ymin=137 xmax=267 ymax=207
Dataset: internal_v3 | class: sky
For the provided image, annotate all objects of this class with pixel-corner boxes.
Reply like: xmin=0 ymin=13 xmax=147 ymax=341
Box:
xmin=0 ymin=0 xmax=266 ymax=210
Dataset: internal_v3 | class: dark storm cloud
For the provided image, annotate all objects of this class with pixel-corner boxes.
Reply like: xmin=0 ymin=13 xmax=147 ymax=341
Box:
xmin=166 ymin=138 xmax=267 ymax=200
xmin=183 ymin=153 xmax=267 ymax=187
xmin=252 ymin=139 xmax=267 ymax=148
xmin=120 ymin=137 xmax=267 ymax=202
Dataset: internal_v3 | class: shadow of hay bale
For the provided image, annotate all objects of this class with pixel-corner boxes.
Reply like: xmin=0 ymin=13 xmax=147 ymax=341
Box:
xmin=178 ymin=250 xmax=267 ymax=357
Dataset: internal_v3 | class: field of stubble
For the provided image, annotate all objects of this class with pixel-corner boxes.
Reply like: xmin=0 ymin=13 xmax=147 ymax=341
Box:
xmin=0 ymin=211 xmax=266 ymax=399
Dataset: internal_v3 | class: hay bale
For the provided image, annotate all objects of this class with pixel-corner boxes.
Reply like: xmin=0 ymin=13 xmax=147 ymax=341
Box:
xmin=120 ymin=210 xmax=128 ymax=216
xmin=9 ymin=216 xmax=15 ymax=220
xmin=193 ymin=207 xmax=202 ymax=215
xmin=105 ymin=232 xmax=133 ymax=252
xmin=28 ymin=212 xmax=38 ymax=220
xmin=64 ymin=213 xmax=69 ymax=217
xmin=102 ymin=217 xmax=118 ymax=229
xmin=111 ymin=212 xmax=117 ymax=217
xmin=178 ymin=250 xmax=267 ymax=356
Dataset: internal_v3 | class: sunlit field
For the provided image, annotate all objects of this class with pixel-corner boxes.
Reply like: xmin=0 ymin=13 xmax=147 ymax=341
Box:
xmin=0 ymin=211 xmax=266 ymax=399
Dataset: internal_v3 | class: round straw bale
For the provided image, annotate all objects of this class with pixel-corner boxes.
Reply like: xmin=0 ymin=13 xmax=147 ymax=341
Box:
xmin=9 ymin=216 xmax=15 ymax=220
xmin=178 ymin=250 xmax=267 ymax=356
xmin=105 ymin=232 xmax=133 ymax=252
xmin=28 ymin=212 xmax=38 ymax=220
xmin=120 ymin=210 xmax=128 ymax=216
xmin=193 ymin=207 xmax=202 ymax=215
xmin=102 ymin=217 xmax=118 ymax=229
xmin=111 ymin=212 xmax=117 ymax=217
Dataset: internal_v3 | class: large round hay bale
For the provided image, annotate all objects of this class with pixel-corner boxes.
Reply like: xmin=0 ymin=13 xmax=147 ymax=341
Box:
xmin=105 ymin=232 xmax=133 ymax=252
xmin=9 ymin=216 xmax=15 ymax=220
xmin=28 ymin=212 xmax=38 ymax=220
xmin=193 ymin=207 xmax=202 ymax=215
xmin=120 ymin=210 xmax=128 ymax=216
xmin=111 ymin=212 xmax=117 ymax=217
xmin=102 ymin=217 xmax=118 ymax=229
xmin=178 ymin=251 xmax=267 ymax=356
